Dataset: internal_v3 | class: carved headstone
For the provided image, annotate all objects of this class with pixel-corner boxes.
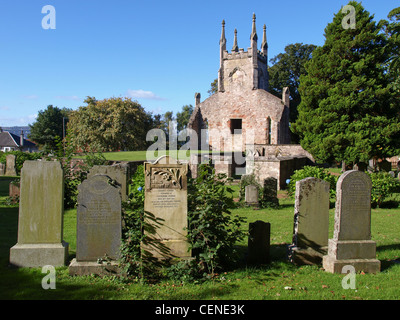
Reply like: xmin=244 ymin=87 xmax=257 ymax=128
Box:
xmin=9 ymin=161 xmax=68 ymax=267
xmin=144 ymin=156 xmax=190 ymax=259
xmin=323 ymin=170 xmax=380 ymax=273
xmin=5 ymin=154 xmax=17 ymax=176
xmin=288 ymin=178 xmax=330 ymax=265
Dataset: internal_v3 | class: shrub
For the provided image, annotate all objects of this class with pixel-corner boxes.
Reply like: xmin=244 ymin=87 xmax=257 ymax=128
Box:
xmin=119 ymin=163 xmax=247 ymax=282
xmin=368 ymin=172 xmax=400 ymax=207
xmin=287 ymin=166 xmax=338 ymax=199
xmin=186 ymin=163 xmax=246 ymax=278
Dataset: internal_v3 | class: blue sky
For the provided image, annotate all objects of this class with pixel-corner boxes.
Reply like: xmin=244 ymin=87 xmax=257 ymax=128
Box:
xmin=0 ymin=0 xmax=398 ymax=127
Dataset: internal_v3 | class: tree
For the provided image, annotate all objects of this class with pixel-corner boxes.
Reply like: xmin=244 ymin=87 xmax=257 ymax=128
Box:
xmin=28 ymin=105 xmax=71 ymax=152
xmin=176 ymin=104 xmax=193 ymax=132
xmin=67 ymin=97 xmax=154 ymax=152
xmin=291 ymin=1 xmax=400 ymax=165
xmin=384 ymin=7 xmax=400 ymax=91
xmin=208 ymin=79 xmax=218 ymax=96
xmin=268 ymin=43 xmax=317 ymax=124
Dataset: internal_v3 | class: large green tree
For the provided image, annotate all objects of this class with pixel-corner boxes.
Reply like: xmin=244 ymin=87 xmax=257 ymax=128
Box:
xmin=28 ymin=105 xmax=71 ymax=152
xmin=292 ymin=1 xmax=400 ymax=165
xmin=176 ymin=104 xmax=193 ymax=132
xmin=67 ymin=97 xmax=154 ymax=152
xmin=268 ymin=43 xmax=317 ymax=124
xmin=384 ymin=7 xmax=400 ymax=91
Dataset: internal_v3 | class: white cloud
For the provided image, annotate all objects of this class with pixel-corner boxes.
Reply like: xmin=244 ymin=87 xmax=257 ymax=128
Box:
xmin=126 ymin=89 xmax=166 ymax=101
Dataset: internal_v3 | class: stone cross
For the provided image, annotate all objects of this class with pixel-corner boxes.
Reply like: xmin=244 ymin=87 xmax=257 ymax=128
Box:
xmin=144 ymin=155 xmax=190 ymax=259
xmin=9 ymin=161 xmax=68 ymax=267
xmin=323 ymin=170 xmax=380 ymax=273
xmin=288 ymin=177 xmax=330 ymax=265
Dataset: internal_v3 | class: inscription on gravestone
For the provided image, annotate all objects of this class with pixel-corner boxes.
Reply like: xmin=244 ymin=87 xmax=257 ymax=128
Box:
xmin=144 ymin=156 xmax=190 ymax=259
xmin=323 ymin=170 xmax=380 ymax=274
xmin=76 ymin=174 xmax=122 ymax=262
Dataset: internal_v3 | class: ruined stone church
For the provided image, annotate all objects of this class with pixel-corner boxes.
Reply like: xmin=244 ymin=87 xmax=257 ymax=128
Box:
xmin=188 ymin=14 xmax=313 ymax=188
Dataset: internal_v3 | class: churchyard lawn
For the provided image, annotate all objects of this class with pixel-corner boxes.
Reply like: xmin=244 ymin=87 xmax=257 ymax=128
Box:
xmin=0 ymin=177 xmax=399 ymax=300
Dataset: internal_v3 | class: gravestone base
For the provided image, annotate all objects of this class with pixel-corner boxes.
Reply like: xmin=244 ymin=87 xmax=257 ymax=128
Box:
xmin=322 ymin=256 xmax=381 ymax=274
xmin=9 ymin=242 xmax=68 ymax=268
xmin=288 ymin=245 xmax=327 ymax=265
xmin=68 ymin=258 xmax=121 ymax=276
xmin=142 ymin=240 xmax=191 ymax=260
xmin=323 ymin=239 xmax=381 ymax=274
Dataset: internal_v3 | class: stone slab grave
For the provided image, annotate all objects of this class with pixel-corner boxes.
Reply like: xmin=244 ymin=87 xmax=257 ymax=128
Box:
xmin=9 ymin=161 xmax=68 ymax=267
xmin=69 ymin=174 xmax=122 ymax=276
xmin=245 ymin=185 xmax=259 ymax=206
xmin=247 ymin=221 xmax=270 ymax=265
xmin=144 ymin=155 xmax=191 ymax=260
xmin=87 ymin=163 xmax=129 ymax=201
xmin=5 ymin=154 xmax=17 ymax=176
xmin=323 ymin=170 xmax=381 ymax=274
xmin=288 ymin=177 xmax=330 ymax=265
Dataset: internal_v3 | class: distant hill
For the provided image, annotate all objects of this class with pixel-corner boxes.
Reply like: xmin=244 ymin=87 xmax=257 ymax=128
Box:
xmin=1 ymin=126 xmax=31 ymax=137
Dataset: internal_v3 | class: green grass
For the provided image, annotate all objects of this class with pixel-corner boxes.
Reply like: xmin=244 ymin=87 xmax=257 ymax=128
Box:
xmin=1 ymin=178 xmax=400 ymax=300
xmin=76 ymin=150 xmax=219 ymax=162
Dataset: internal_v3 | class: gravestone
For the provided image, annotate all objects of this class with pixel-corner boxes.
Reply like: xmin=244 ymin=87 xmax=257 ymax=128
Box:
xmin=378 ymin=160 xmax=391 ymax=172
xmin=245 ymin=185 xmax=259 ymax=206
xmin=9 ymin=161 xmax=68 ymax=267
xmin=87 ymin=163 xmax=129 ymax=201
xmin=288 ymin=178 xmax=330 ymax=265
xmin=323 ymin=170 xmax=380 ymax=274
xmin=5 ymin=154 xmax=17 ymax=176
xmin=0 ymin=163 xmax=5 ymax=176
xmin=144 ymin=155 xmax=190 ymax=259
xmin=262 ymin=177 xmax=279 ymax=206
xmin=247 ymin=221 xmax=270 ymax=265
xmin=69 ymin=174 xmax=122 ymax=276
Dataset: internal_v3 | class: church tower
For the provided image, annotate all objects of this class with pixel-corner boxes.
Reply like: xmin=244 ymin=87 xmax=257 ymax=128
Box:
xmin=217 ymin=13 xmax=269 ymax=93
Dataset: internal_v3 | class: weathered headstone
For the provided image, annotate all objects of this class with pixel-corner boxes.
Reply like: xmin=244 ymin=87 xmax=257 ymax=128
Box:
xmin=144 ymin=155 xmax=190 ymax=259
xmin=5 ymin=154 xmax=17 ymax=176
xmin=88 ymin=163 xmax=129 ymax=201
xmin=262 ymin=177 xmax=279 ymax=206
xmin=9 ymin=161 xmax=68 ymax=267
xmin=69 ymin=174 xmax=122 ymax=276
xmin=245 ymin=185 xmax=259 ymax=206
xmin=0 ymin=163 xmax=5 ymax=176
xmin=288 ymin=178 xmax=330 ymax=265
xmin=247 ymin=221 xmax=270 ymax=265
xmin=323 ymin=170 xmax=380 ymax=274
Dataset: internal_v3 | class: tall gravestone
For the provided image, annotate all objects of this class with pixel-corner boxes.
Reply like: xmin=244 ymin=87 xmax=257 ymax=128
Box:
xmin=5 ymin=154 xmax=17 ymax=176
xmin=288 ymin=178 xmax=330 ymax=265
xmin=144 ymin=155 xmax=190 ymax=259
xmin=69 ymin=174 xmax=122 ymax=276
xmin=87 ymin=163 xmax=129 ymax=201
xmin=9 ymin=161 xmax=68 ymax=267
xmin=323 ymin=170 xmax=380 ymax=274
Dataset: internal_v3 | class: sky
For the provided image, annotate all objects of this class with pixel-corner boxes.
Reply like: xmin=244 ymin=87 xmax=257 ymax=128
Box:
xmin=0 ymin=0 xmax=398 ymax=127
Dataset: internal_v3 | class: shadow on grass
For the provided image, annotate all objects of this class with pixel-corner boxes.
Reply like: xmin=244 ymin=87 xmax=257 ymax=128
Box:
xmin=377 ymin=243 xmax=400 ymax=272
